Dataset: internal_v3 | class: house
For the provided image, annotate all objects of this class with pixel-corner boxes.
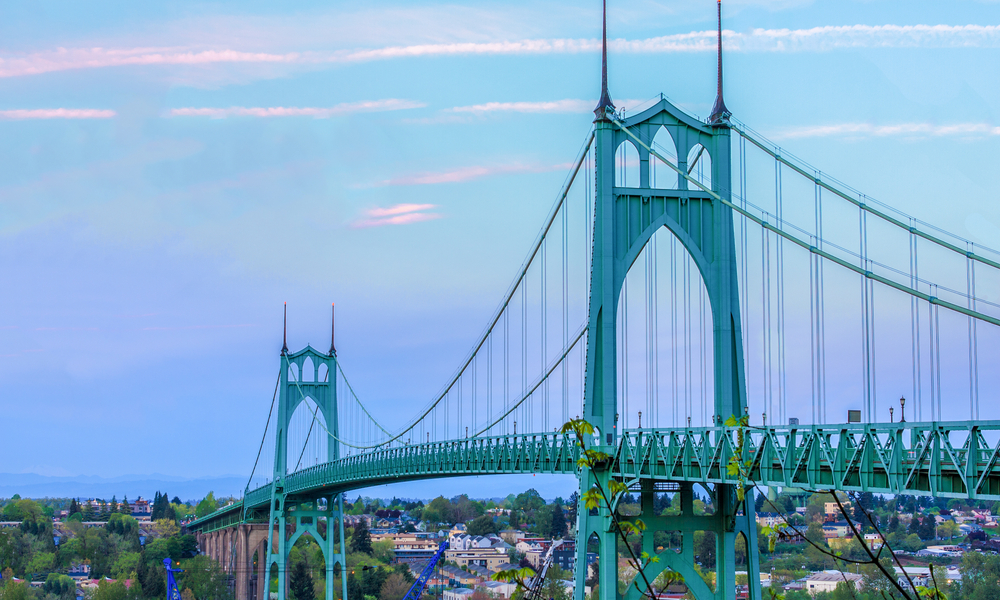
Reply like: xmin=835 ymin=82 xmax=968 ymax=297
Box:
xmin=822 ymin=522 xmax=851 ymax=538
xmin=824 ymin=502 xmax=851 ymax=521
xmin=445 ymin=549 xmax=511 ymax=571
xmin=805 ymin=572 xmax=861 ymax=594
xmin=500 ymin=529 xmax=525 ymax=545
xmin=443 ymin=589 xmax=475 ymax=600
xmin=756 ymin=512 xmax=786 ymax=528
xmin=477 ymin=581 xmax=517 ymax=598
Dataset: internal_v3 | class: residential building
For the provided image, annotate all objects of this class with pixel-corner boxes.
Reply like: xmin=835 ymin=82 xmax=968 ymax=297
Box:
xmin=805 ymin=572 xmax=861 ymax=594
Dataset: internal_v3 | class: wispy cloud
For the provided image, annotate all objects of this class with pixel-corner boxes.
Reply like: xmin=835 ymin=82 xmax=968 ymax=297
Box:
xmin=0 ymin=108 xmax=115 ymax=119
xmin=0 ymin=47 xmax=303 ymax=78
xmin=444 ymin=98 xmax=659 ymax=116
xmin=369 ymin=162 xmax=574 ymax=187
xmin=168 ymin=99 xmax=425 ymax=118
xmin=141 ymin=324 xmax=257 ymax=331
xmin=776 ymin=122 xmax=1000 ymax=139
xmin=5 ymin=24 xmax=1000 ymax=79
xmin=352 ymin=204 xmax=441 ymax=229
xmin=448 ymin=100 xmax=594 ymax=114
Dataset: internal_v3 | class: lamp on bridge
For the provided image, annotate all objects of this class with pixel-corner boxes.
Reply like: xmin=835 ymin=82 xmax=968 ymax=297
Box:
xmin=890 ymin=407 xmax=894 ymax=423
xmin=900 ymin=396 xmax=906 ymax=423
xmin=762 ymin=412 xmax=767 ymax=426
xmin=638 ymin=411 xmax=642 ymax=429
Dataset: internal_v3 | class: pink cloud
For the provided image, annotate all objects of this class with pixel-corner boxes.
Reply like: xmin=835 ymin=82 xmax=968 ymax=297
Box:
xmin=3 ymin=24 xmax=1000 ymax=79
xmin=168 ymin=99 xmax=424 ymax=118
xmin=367 ymin=203 xmax=437 ymax=218
xmin=0 ymin=47 xmax=302 ymax=78
xmin=0 ymin=108 xmax=115 ymax=119
xmin=351 ymin=204 xmax=441 ymax=229
xmin=372 ymin=162 xmax=573 ymax=187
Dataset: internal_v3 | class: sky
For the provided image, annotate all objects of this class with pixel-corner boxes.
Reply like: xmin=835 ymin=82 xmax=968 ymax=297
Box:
xmin=3 ymin=0 xmax=1000 ymax=492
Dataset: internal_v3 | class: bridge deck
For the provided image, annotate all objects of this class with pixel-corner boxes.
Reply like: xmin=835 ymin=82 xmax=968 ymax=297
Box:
xmin=189 ymin=421 xmax=1000 ymax=533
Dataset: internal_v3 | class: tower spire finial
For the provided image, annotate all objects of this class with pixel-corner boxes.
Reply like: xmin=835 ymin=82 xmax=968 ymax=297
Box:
xmin=329 ymin=302 xmax=336 ymax=357
xmin=282 ymin=302 xmax=288 ymax=355
xmin=593 ymin=0 xmax=615 ymax=121
xmin=709 ymin=0 xmax=730 ymax=124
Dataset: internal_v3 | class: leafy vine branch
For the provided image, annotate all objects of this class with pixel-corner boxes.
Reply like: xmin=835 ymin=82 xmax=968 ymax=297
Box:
xmin=493 ymin=419 xmax=683 ymax=599
xmin=724 ymin=414 xmax=949 ymax=600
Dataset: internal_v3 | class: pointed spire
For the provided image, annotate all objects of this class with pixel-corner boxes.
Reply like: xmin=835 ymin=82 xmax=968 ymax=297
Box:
xmin=709 ymin=0 xmax=731 ymax=125
xmin=593 ymin=0 xmax=615 ymax=121
xmin=281 ymin=302 xmax=288 ymax=355
xmin=329 ymin=302 xmax=337 ymax=357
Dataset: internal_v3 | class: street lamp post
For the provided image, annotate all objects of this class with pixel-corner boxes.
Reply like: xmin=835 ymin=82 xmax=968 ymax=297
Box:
xmin=900 ymin=397 xmax=906 ymax=423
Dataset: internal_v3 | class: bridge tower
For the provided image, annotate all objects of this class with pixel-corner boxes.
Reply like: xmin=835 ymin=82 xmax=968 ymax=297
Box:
xmin=576 ymin=2 xmax=761 ymax=599
xmin=264 ymin=305 xmax=349 ymax=600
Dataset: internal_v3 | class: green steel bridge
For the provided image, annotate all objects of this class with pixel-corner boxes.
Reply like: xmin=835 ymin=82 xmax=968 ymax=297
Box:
xmin=187 ymin=3 xmax=1000 ymax=600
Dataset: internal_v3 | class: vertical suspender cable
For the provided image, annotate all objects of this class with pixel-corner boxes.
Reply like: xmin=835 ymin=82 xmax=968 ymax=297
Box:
xmin=910 ymin=221 xmax=921 ymax=423
xmin=646 ymin=239 xmax=653 ymax=427
xmin=810 ymin=182 xmax=818 ymax=424
xmin=563 ymin=186 xmax=570 ymax=425
xmin=776 ymin=160 xmax=787 ymax=426
xmin=700 ymin=283 xmax=707 ymax=427
xmin=860 ymin=200 xmax=871 ymax=421
xmin=968 ymin=245 xmax=980 ymax=420
xmin=505 ymin=309 xmax=510 ymax=435
xmin=934 ymin=287 xmax=942 ymax=420
xmin=929 ymin=284 xmax=938 ymax=421
xmin=653 ymin=235 xmax=659 ymax=428
xmin=684 ymin=252 xmax=692 ymax=422
xmin=672 ymin=237 xmax=678 ymax=427
xmin=763 ymin=225 xmax=771 ymax=423
xmin=522 ymin=280 xmax=528 ymax=432
xmin=542 ymin=238 xmax=548 ymax=432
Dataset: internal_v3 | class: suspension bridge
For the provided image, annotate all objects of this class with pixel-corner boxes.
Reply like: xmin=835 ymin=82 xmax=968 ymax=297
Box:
xmin=188 ymin=3 xmax=1000 ymax=600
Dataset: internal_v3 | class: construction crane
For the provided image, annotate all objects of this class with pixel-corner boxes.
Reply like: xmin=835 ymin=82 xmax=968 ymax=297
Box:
xmin=525 ymin=540 xmax=565 ymax=600
xmin=401 ymin=541 xmax=449 ymax=600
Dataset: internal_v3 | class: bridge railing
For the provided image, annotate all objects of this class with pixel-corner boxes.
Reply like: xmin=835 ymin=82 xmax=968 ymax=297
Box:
xmin=281 ymin=432 xmax=583 ymax=496
xmin=617 ymin=420 xmax=1000 ymax=500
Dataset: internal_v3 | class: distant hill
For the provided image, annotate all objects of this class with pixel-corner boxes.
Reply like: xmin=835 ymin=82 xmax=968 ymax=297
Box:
xmin=0 ymin=473 xmax=247 ymax=503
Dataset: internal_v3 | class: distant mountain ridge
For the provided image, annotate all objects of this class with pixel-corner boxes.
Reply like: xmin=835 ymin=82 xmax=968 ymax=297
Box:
xmin=0 ymin=473 xmax=246 ymax=503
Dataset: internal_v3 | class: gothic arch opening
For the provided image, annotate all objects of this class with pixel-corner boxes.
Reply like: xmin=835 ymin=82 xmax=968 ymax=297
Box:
xmin=287 ymin=396 xmax=329 ymax=473
xmin=687 ymin=144 xmax=712 ymax=191
xmin=617 ymin=227 xmax=715 ymax=431
xmin=302 ymin=357 xmax=315 ymax=382
xmin=650 ymin=127 xmax=678 ymax=189
xmin=616 ymin=140 xmax=640 ymax=188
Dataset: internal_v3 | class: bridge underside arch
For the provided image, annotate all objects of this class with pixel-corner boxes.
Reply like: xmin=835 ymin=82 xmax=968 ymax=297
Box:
xmin=616 ymin=224 xmax=715 ymax=432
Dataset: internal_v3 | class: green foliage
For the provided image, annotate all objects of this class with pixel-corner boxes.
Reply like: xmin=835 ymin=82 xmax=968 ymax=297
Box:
xmin=351 ymin=520 xmax=372 ymax=555
xmin=289 ymin=558 xmax=315 ymax=600
xmin=0 ymin=580 xmax=31 ymax=600
xmin=467 ymin=514 xmax=499 ymax=537
xmin=371 ymin=539 xmax=395 ymax=564
xmin=179 ymin=555 xmax=230 ymax=600
xmin=195 ymin=492 xmax=218 ymax=518
xmin=44 ymin=573 xmax=76 ymax=600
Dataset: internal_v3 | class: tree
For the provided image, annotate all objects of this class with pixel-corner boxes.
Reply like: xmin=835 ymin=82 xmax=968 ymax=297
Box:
xmin=195 ymin=493 xmax=218 ymax=518
xmin=372 ymin=539 xmax=395 ymax=564
xmin=467 ymin=514 xmax=499 ymax=537
xmin=549 ymin=504 xmax=568 ymax=539
xmin=351 ymin=520 xmax=373 ymax=555
xmin=289 ymin=558 xmax=315 ymax=600
xmin=937 ymin=520 xmax=960 ymax=540
xmin=567 ymin=491 xmax=579 ymax=524
xmin=154 ymin=518 xmax=180 ymax=538
xmin=379 ymin=573 xmax=410 ymax=600
xmin=180 ymin=555 xmax=230 ymax=600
